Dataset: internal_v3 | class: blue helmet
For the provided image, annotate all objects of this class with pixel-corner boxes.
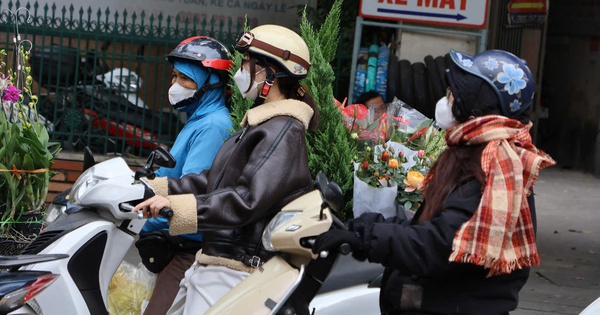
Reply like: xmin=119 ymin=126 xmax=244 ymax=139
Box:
xmin=448 ymin=49 xmax=535 ymax=119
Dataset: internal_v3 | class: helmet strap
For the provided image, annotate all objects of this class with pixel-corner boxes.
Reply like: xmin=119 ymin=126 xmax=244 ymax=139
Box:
xmin=253 ymin=67 xmax=277 ymax=107
xmin=172 ymin=73 xmax=223 ymax=109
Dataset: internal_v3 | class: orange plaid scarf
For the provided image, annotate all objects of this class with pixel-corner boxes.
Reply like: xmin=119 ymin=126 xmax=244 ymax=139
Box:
xmin=445 ymin=115 xmax=555 ymax=276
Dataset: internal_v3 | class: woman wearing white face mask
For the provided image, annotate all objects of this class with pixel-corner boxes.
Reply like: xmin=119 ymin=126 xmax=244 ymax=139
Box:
xmin=313 ymin=49 xmax=556 ymax=315
xmin=138 ymin=36 xmax=234 ymax=315
xmin=133 ymin=24 xmax=319 ymax=315
xmin=434 ymin=87 xmax=459 ymax=130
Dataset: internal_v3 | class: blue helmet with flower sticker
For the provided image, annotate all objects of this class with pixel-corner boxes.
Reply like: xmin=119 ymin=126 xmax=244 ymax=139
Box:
xmin=448 ymin=49 xmax=535 ymax=119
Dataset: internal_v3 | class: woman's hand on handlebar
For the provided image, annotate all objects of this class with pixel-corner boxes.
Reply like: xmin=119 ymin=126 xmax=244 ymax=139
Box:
xmin=132 ymin=196 xmax=171 ymax=219
xmin=311 ymin=230 xmax=363 ymax=256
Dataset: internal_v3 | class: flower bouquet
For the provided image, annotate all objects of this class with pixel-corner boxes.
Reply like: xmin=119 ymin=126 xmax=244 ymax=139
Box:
xmin=352 ymin=142 xmax=403 ymax=218
xmin=346 ymin=98 xmax=447 ymax=220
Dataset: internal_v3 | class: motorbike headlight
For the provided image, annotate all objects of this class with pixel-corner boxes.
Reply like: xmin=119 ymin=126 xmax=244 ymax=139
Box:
xmin=43 ymin=203 xmax=66 ymax=225
xmin=70 ymin=167 xmax=100 ymax=205
xmin=262 ymin=211 xmax=302 ymax=252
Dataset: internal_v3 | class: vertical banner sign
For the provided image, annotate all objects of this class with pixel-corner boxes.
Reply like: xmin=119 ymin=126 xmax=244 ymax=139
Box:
xmin=359 ymin=0 xmax=489 ymax=29
xmin=508 ymin=0 xmax=548 ymax=26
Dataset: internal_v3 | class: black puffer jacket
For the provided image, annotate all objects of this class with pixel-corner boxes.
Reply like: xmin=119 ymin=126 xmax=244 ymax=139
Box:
xmin=156 ymin=99 xmax=314 ymax=271
xmin=353 ymin=179 xmax=536 ymax=315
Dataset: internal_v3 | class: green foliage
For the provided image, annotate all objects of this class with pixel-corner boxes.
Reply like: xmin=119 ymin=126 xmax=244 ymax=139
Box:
xmin=228 ymin=51 xmax=253 ymax=130
xmin=315 ymin=1 xmax=341 ymax=63
xmin=227 ymin=19 xmax=253 ymax=130
xmin=300 ymin=0 xmax=356 ymax=221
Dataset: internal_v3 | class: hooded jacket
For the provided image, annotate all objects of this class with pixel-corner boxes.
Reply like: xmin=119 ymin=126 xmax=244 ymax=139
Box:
xmin=142 ymin=61 xmax=232 ymax=242
xmin=155 ymin=60 xmax=232 ymax=178
xmin=150 ymin=99 xmax=314 ymax=273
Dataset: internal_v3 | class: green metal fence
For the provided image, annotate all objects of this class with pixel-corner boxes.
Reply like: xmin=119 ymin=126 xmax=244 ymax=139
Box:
xmin=0 ymin=0 xmax=245 ymax=157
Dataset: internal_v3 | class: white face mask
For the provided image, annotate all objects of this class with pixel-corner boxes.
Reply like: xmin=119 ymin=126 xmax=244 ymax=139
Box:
xmin=168 ymin=82 xmax=197 ymax=107
xmin=233 ymin=68 xmax=265 ymax=100
xmin=435 ymin=96 xmax=458 ymax=130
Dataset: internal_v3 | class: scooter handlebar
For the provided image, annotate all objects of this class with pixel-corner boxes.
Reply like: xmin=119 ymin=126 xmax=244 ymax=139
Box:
xmin=159 ymin=207 xmax=174 ymax=219
xmin=319 ymin=243 xmax=351 ymax=258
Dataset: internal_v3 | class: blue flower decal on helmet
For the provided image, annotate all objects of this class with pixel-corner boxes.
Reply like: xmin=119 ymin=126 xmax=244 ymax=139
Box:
xmin=509 ymin=99 xmax=522 ymax=113
xmin=483 ymin=57 xmax=499 ymax=71
xmin=456 ymin=52 xmax=474 ymax=67
xmin=496 ymin=64 xmax=527 ymax=95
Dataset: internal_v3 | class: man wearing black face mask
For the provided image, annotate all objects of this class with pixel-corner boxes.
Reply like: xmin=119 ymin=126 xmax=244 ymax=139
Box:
xmin=138 ymin=36 xmax=233 ymax=315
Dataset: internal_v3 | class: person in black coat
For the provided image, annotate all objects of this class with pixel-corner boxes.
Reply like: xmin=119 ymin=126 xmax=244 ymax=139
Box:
xmin=313 ymin=49 xmax=556 ymax=315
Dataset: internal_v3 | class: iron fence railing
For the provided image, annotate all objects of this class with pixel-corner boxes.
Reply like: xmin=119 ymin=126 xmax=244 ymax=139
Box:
xmin=0 ymin=0 xmax=245 ymax=157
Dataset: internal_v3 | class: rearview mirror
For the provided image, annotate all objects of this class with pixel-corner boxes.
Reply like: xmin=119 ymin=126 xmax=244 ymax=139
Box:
xmin=152 ymin=146 xmax=176 ymax=168
xmin=135 ymin=147 xmax=177 ymax=180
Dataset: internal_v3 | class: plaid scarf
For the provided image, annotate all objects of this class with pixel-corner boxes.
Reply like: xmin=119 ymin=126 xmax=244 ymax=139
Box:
xmin=445 ymin=115 xmax=555 ymax=276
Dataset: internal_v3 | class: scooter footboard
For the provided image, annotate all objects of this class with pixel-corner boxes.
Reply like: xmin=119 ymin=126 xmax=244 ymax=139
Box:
xmin=205 ymin=256 xmax=302 ymax=315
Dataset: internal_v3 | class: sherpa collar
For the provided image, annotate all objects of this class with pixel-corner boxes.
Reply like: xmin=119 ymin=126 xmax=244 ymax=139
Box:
xmin=241 ymin=99 xmax=313 ymax=130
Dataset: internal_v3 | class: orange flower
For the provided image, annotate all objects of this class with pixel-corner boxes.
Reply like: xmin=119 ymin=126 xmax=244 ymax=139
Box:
xmin=388 ymin=158 xmax=399 ymax=169
xmin=403 ymin=171 xmax=424 ymax=192
xmin=381 ymin=151 xmax=389 ymax=162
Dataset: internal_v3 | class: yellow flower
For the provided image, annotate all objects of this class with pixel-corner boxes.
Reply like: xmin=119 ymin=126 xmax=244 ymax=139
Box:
xmin=404 ymin=171 xmax=424 ymax=192
xmin=388 ymin=158 xmax=399 ymax=169
xmin=351 ymin=132 xmax=359 ymax=139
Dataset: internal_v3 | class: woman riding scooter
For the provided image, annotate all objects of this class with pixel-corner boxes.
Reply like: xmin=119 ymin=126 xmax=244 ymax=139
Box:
xmin=138 ymin=36 xmax=234 ymax=315
xmin=313 ymin=49 xmax=556 ymax=314
xmin=133 ymin=24 xmax=318 ymax=314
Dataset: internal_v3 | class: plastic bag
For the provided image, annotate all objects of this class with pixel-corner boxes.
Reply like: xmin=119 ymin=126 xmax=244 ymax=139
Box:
xmin=108 ymin=261 xmax=157 ymax=315
xmin=352 ymin=172 xmax=398 ymax=219
xmin=387 ymin=97 xmax=430 ymax=133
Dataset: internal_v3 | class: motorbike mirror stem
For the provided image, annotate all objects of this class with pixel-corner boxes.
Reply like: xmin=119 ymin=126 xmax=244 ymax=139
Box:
xmin=134 ymin=151 xmax=159 ymax=181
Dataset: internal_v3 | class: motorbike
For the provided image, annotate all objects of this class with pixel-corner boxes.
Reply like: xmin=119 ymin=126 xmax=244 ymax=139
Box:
xmin=31 ymin=44 xmax=182 ymax=156
xmin=205 ymin=171 xmax=382 ymax=315
xmin=0 ymin=254 xmax=68 ymax=314
xmin=17 ymin=147 xmax=381 ymax=314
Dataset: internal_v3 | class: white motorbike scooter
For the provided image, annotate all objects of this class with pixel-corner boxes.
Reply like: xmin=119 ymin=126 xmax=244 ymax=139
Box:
xmin=16 ymin=148 xmax=382 ymax=315
xmin=14 ymin=147 xmax=174 ymax=315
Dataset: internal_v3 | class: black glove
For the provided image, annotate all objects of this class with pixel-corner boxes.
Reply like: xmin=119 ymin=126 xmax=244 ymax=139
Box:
xmin=312 ymin=230 xmax=363 ymax=255
xmin=348 ymin=213 xmax=383 ymax=236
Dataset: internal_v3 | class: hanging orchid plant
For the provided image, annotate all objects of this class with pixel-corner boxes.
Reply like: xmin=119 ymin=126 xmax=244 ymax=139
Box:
xmin=0 ymin=7 xmax=61 ymax=239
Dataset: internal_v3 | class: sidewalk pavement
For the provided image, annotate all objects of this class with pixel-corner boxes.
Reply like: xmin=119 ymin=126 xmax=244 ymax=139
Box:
xmin=513 ymin=167 xmax=600 ymax=315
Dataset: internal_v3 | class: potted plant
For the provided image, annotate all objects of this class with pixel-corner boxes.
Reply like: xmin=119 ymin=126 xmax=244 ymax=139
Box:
xmin=0 ymin=12 xmax=61 ymax=252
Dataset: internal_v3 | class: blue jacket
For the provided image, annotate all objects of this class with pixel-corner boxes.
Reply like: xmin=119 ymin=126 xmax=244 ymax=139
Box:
xmin=142 ymin=60 xmax=232 ymax=242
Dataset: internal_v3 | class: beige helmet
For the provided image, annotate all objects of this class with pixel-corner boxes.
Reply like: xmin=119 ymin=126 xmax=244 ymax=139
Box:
xmin=235 ymin=24 xmax=311 ymax=78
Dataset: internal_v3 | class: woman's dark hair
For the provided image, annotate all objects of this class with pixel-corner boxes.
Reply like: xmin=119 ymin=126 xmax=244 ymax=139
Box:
xmin=247 ymin=53 xmax=319 ymax=131
xmin=418 ymin=144 xmax=486 ymax=223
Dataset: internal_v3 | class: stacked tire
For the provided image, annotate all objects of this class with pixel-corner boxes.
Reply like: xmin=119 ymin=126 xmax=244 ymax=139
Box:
xmin=384 ymin=53 xmax=452 ymax=118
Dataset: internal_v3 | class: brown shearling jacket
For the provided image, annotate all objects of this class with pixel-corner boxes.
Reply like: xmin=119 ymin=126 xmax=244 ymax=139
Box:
xmin=150 ymin=99 xmax=314 ymax=273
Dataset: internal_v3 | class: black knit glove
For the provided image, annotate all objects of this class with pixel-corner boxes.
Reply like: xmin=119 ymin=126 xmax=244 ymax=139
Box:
xmin=312 ymin=230 xmax=363 ymax=255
